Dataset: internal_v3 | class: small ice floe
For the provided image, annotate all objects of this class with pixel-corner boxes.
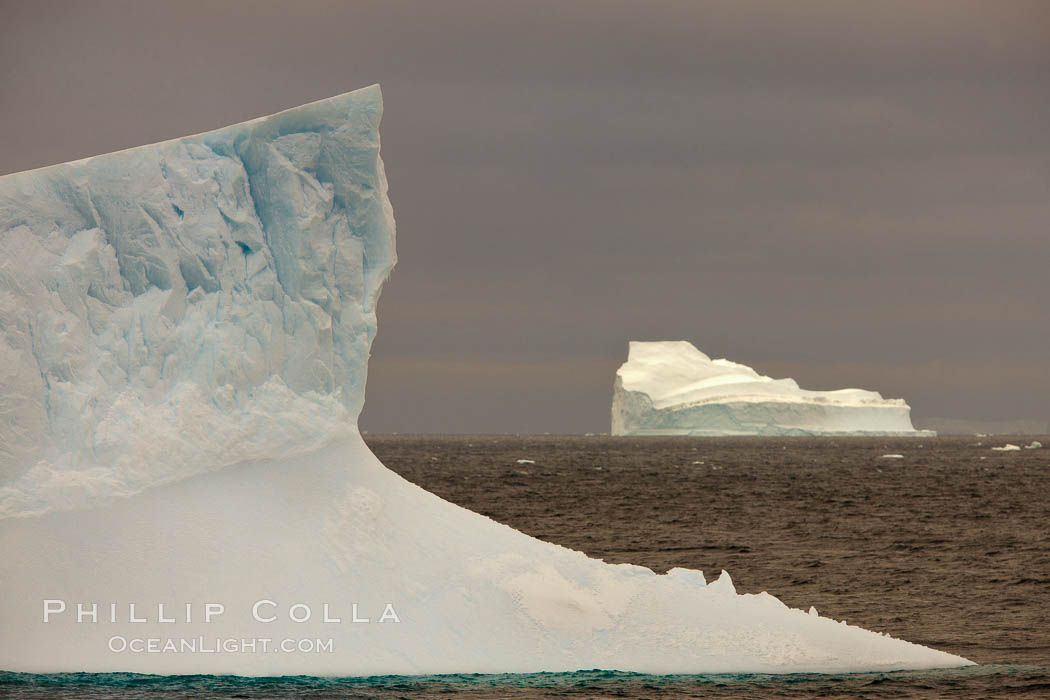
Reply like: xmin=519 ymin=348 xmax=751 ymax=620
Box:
xmin=691 ymin=460 xmax=705 ymax=465
xmin=879 ymin=454 xmax=905 ymax=459
xmin=991 ymin=444 xmax=1022 ymax=452
xmin=1024 ymin=441 xmax=1042 ymax=450
xmin=516 ymin=458 xmax=536 ymax=464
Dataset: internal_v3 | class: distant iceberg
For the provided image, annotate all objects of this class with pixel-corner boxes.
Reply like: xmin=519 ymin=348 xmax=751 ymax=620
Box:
xmin=613 ymin=341 xmax=934 ymax=437
xmin=0 ymin=88 xmax=963 ymax=675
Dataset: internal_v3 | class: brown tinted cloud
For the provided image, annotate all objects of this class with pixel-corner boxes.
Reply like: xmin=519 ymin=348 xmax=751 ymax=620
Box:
xmin=2 ymin=0 xmax=1048 ymax=433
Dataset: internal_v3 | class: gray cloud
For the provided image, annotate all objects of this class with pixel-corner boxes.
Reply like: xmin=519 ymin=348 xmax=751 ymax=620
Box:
xmin=3 ymin=0 xmax=1048 ymax=433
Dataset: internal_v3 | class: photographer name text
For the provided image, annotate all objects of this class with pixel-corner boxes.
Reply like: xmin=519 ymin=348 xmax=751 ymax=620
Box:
xmin=42 ymin=600 xmax=401 ymax=624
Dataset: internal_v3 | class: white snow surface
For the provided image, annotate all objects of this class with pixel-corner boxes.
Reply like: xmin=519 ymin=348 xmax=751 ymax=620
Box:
xmin=613 ymin=341 xmax=934 ymax=436
xmin=0 ymin=87 xmax=968 ymax=675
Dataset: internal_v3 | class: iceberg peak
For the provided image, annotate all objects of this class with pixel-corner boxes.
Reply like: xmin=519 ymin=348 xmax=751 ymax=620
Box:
xmin=0 ymin=85 xmax=395 ymax=516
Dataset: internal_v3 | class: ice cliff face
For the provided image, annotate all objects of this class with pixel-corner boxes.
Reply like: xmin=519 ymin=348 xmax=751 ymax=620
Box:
xmin=0 ymin=85 xmax=395 ymax=516
xmin=613 ymin=341 xmax=933 ymax=436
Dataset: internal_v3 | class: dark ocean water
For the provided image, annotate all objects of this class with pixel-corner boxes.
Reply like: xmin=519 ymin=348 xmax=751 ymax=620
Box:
xmin=3 ymin=435 xmax=1048 ymax=699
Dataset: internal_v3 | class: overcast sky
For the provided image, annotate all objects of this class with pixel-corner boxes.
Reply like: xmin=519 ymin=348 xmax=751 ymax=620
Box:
xmin=3 ymin=1 xmax=1048 ymax=433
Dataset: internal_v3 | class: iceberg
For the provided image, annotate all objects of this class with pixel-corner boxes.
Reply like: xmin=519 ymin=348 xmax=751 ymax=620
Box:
xmin=613 ymin=341 xmax=935 ymax=437
xmin=0 ymin=87 xmax=967 ymax=675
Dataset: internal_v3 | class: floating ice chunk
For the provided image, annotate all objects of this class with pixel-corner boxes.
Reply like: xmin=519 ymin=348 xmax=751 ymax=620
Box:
xmin=1024 ymin=441 xmax=1042 ymax=450
xmin=516 ymin=458 xmax=536 ymax=464
xmin=612 ymin=341 xmax=935 ymax=436
xmin=879 ymin=454 xmax=905 ymax=459
xmin=991 ymin=444 xmax=1022 ymax=452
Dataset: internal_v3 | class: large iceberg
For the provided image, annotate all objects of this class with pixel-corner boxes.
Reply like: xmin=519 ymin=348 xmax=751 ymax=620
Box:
xmin=0 ymin=87 xmax=965 ymax=675
xmin=613 ymin=341 xmax=935 ymax=437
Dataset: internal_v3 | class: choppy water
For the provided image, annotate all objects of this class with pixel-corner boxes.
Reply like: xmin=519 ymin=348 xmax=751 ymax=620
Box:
xmin=1 ymin=666 xmax=1047 ymax=698
xmin=3 ymin=435 xmax=1048 ymax=698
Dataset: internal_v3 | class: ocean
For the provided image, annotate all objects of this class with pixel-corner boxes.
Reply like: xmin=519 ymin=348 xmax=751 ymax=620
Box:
xmin=2 ymin=435 xmax=1047 ymax=698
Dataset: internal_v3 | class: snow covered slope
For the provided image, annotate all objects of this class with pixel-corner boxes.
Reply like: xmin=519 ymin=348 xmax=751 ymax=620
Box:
xmin=0 ymin=88 xmax=963 ymax=675
xmin=613 ymin=341 xmax=934 ymax=436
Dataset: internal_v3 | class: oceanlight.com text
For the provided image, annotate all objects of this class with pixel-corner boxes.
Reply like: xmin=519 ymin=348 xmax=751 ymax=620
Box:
xmin=107 ymin=636 xmax=335 ymax=654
